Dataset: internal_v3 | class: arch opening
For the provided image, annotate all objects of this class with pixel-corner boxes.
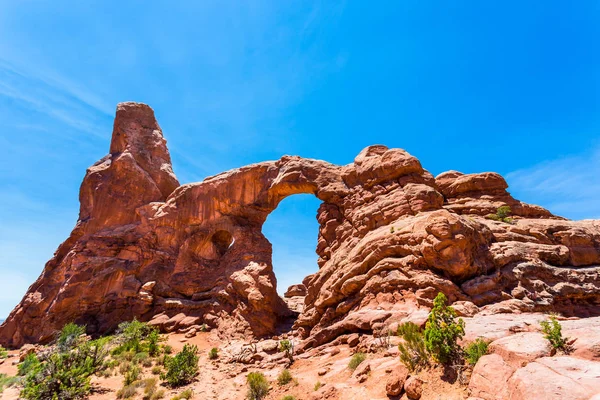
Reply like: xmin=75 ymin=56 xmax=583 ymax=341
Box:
xmin=262 ymin=194 xmax=321 ymax=322
xmin=211 ymin=230 xmax=234 ymax=257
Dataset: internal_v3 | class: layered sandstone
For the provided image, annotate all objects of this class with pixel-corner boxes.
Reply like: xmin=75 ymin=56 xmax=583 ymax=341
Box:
xmin=1 ymin=102 xmax=599 ymax=349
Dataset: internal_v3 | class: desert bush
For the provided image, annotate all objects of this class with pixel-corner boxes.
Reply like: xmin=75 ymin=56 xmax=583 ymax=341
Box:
xmin=279 ymin=339 xmax=293 ymax=361
xmin=21 ymin=335 xmax=109 ymax=400
xmin=113 ymin=319 xmax=156 ymax=355
xmin=208 ymin=347 xmax=219 ymax=360
xmin=0 ymin=374 xmax=19 ymax=394
xmin=541 ymin=316 xmax=569 ymax=352
xmin=277 ymin=369 xmax=292 ymax=385
xmin=163 ymin=345 xmax=173 ymax=355
xmin=148 ymin=329 xmax=161 ymax=357
xmin=171 ymin=388 xmax=193 ymax=400
xmin=247 ymin=371 xmax=269 ymax=400
xmin=487 ymin=206 xmax=513 ymax=223
xmin=424 ymin=293 xmax=465 ymax=364
xmin=348 ymin=352 xmax=366 ymax=370
xmin=117 ymin=381 xmax=143 ymax=399
xmin=151 ymin=365 xmax=163 ymax=375
xmin=123 ymin=364 xmax=141 ymax=386
xmin=282 ymin=396 xmax=297 ymax=400
xmin=18 ymin=353 xmax=41 ymax=376
xmin=0 ymin=345 xmax=8 ymax=359
xmin=161 ymin=344 xmax=199 ymax=387
xmin=397 ymin=322 xmax=429 ymax=371
xmin=141 ymin=377 xmax=165 ymax=400
xmin=464 ymin=338 xmax=489 ymax=366
xmin=313 ymin=381 xmax=322 ymax=391
xmin=57 ymin=322 xmax=86 ymax=352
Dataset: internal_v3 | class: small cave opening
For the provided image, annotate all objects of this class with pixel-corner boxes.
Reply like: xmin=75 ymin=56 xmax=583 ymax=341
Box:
xmin=211 ymin=230 xmax=234 ymax=257
xmin=262 ymin=194 xmax=322 ymax=332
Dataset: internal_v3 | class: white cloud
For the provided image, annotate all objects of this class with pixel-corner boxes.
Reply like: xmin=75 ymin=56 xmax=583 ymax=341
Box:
xmin=506 ymin=145 xmax=600 ymax=220
xmin=0 ymin=58 xmax=111 ymax=139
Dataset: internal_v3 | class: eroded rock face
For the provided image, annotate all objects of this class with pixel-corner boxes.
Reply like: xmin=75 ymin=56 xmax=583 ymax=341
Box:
xmin=1 ymin=102 xmax=599 ymax=349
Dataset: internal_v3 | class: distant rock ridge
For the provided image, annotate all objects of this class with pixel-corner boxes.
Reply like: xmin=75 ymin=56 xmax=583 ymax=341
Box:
xmin=1 ymin=102 xmax=599 ymax=349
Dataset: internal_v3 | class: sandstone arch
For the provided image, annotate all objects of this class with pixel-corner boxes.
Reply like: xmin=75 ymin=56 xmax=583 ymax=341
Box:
xmin=1 ymin=102 xmax=599 ymax=349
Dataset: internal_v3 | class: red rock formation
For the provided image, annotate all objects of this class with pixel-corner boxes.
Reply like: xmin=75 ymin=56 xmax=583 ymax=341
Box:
xmin=1 ymin=102 xmax=599 ymax=349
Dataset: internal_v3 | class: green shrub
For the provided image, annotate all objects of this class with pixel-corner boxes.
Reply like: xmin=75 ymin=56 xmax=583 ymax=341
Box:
xmin=424 ymin=293 xmax=465 ymax=364
xmin=541 ymin=316 xmax=569 ymax=351
xmin=313 ymin=381 xmax=322 ymax=391
xmin=282 ymin=396 xmax=297 ymax=400
xmin=279 ymin=339 xmax=293 ymax=361
xmin=57 ymin=322 xmax=86 ymax=352
xmin=487 ymin=206 xmax=513 ymax=223
xmin=348 ymin=352 xmax=366 ymax=370
xmin=148 ymin=329 xmax=161 ymax=357
xmin=208 ymin=347 xmax=218 ymax=360
xmin=247 ymin=372 xmax=269 ymax=400
xmin=161 ymin=344 xmax=199 ymax=387
xmin=163 ymin=345 xmax=173 ymax=355
xmin=171 ymin=388 xmax=193 ymax=400
xmin=21 ymin=336 xmax=108 ymax=400
xmin=18 ymin=353 xmax=41 ymax=376
xmin=117 ymin=381 xmax=143 ymax=399
xmin=277 ymin=369 xmax=292 ymax=385
xmin=397 ymin=322 xmax=429 ymax=372
xmin=464 ymin=338 xmax=489 ymax=365
xmin=151 ymin=365 xmax=163 ymax=375
xmin=124 ymin=364 xmax=141 ymax=386
xmin=0 ymin=374 xmax=19 ymax=394
xmin=113 ymin=320 xmax=154 ymax=355
xmin=0 ymin=345 xmax=8 ymax=359
xmin=141 ymin=378 xmax=164 ymax=400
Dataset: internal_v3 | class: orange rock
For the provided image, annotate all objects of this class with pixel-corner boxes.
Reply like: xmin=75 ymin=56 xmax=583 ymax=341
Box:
xmin=1 ymin=102 xmax=599 ymax=351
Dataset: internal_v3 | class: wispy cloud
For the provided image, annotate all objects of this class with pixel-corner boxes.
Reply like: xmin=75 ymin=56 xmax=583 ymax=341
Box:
xmin=506 ymin=145 xmax=600 ymax=220
xmin=0 ymin=58 xmax=111 ymax=139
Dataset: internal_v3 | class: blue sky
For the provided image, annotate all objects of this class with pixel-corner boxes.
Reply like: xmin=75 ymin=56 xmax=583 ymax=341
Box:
xmin=0 ymin=1 xmax=598 ymax=318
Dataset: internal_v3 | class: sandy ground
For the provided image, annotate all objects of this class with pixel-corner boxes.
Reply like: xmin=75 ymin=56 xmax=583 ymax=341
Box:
xmin=1 ymin=331 xmax=469 ymax=400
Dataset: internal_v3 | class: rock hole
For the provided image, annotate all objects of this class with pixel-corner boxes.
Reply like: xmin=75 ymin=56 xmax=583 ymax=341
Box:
xmin=211 ymin=230 xmax=233 ymax=257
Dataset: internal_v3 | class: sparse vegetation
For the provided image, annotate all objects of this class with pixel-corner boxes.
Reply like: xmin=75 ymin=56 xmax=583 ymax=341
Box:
xmin=142 ymin=377 xmax=165 ymax=400
xmin=487 ymin=205 xmax=513 ymax=223
xmin=18 ymin=353 xmax=41 ymax=376
xmin=541 ymin=316 xmax=570 ymax=352
xmin=0 ymin=345 xmax=8 ymax=359
xmin=123 ymin=364 xmax=141 ymax=386
xmin=21 ymin=325 xmax=109 ymax=400
xmin=464 ymin=338 xmax=489 ymax=365
xmin=208 ymin=347 xmax=219 ymax=360
xmin=247 ymin=371 xmax=269 ymax=400
xmin=279 ymin=339 xmax=293 ymax=361
xmin=313 ymin=381 xmax=322 ymax=391
xmin=282 ymin=396 xmax=297 ymax=400
xmin=348 ymin=352 xmax=366 ymax=370
xmin=397 ymin=322 xmax=429 ymax=371
xmin=56 ymin=322 xmax=86 ymax=352
xmin=170 ymin=388 xmax=193 ymax=400
xmin=117 ymin=380 xmax=143 ymax=399
xmin=161 ymin=344 xmax=199 ymax=387
xmin=424 ymin=292 xmax=465 ymax=364
xmin=0 ymin=374 xmax=19 ymax=394
xmin=277 ymin=369 xmax=292 ymax=385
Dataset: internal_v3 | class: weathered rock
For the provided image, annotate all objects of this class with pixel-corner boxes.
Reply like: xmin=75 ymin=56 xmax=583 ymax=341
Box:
xmin=468 ymin=354 xmax=515 ymax=400
xmin=1 ymin=102 xmax=599 ymax=350
xmin=352 ymin=361 xmax=371 ymax=383
xmin=385 ymin=365 xmax=409 ymax=396
xmin=285 ymin=284 xmax=307 ymax=298
xmin=404 ymin=375 xmax=423 ymax=399
xmin=488 ymin=332 xmax=552 ymax=367
xmin=507 ymin=357 xmax=600 ymax=400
